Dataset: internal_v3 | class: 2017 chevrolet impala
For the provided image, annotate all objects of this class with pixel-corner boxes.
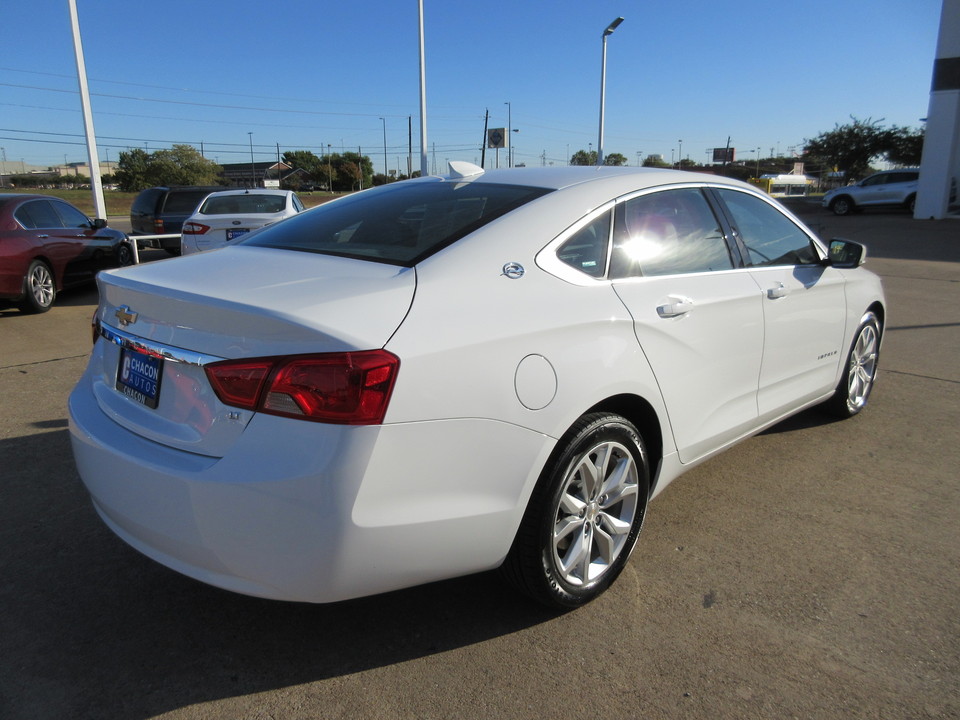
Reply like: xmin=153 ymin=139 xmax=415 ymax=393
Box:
xmin=69 ymin=165 xmax=884 ymax=608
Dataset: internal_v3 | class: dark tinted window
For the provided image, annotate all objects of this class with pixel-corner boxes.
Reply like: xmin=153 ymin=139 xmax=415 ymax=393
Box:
xmin=242 ymin=181 xmax=552 ymax=265
xmin=162 ymin=191 xmax=214 ymax=214
xmin=717 ymin=189 xmax=818 ymax=267
xmin=200 ymin=194 xmax=287 ymax=214
xmin=557 ymin=211 xmax=611 ymax=278
xmin=610 ymin=188 xmax=732 ymax=278
xmin=52 ymin=201 xmax=91 ymax=228
xmin=14 ymin=200 xmax=63 ymax=229
xmin=131 ymin=188 xmax=163 ymax=215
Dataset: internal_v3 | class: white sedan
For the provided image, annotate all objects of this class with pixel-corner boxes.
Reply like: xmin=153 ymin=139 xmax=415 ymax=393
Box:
xmin=180 ymin=188 xmax=303 ymax=255
xmin=68 ymin=165 xmax=884 ymax=608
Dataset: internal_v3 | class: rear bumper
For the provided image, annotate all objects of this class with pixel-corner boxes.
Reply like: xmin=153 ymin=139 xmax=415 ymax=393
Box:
xmin=68 ymin=371 xmax=551 ymax=603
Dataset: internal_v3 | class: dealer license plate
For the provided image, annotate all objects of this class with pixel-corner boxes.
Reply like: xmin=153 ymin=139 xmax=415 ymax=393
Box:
xmin=226 ymin=228 xmax=250 ymax=241
xmin=116 ymin=346 xmax=163 ymax=409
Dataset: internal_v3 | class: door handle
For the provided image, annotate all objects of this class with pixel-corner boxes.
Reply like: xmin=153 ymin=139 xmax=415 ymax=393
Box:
xmin=767 ymin=282 xmax=788 ymax=299
xmin=657 ymin=298 xmax=693 ymax=318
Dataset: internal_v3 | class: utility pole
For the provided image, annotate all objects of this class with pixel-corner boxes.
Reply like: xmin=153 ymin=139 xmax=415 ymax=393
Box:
xmin=67 ymin=0 xmax=105 ymax=219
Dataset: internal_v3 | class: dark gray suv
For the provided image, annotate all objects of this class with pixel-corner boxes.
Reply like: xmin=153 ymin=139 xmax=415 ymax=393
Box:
xmin=130 ymin=186 xmax=223 ymax=254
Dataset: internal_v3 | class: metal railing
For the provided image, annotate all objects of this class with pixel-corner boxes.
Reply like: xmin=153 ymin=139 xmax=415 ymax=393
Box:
xmin=129 ymin=234 xmax=180 ymax=264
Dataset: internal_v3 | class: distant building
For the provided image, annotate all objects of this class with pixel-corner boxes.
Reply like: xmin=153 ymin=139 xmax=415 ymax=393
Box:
xmin=219 ymin=161 xmax=293 ymax=188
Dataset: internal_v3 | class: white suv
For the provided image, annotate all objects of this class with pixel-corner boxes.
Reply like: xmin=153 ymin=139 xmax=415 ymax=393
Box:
xmin=822 ymin=169 xmax=919 ymax=216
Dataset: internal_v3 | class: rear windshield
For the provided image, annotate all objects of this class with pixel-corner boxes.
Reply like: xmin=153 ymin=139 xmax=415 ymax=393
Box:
xmin=200 ymin=194 xmax=287 ymax=215
xmin=240 ymin=180 xmax=552 ymax=266
xmin=162 ymin=191 xmax=215 ymax=214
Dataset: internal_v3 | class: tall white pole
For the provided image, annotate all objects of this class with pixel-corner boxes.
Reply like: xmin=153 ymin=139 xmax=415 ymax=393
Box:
xmin=597 ymin=17 xmax=623 ymax=167
xmin=418 ymin=0 xmax=429 ymax=176
xmin=67 ymin=0 xmax=106 ymax=219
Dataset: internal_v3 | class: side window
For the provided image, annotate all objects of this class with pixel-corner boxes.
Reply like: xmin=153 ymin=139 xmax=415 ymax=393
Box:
xmin=556 ymin=211 xmax=611 ymax=278
xmin=861 ymin=175 xmax=883 ymax=187
xmin=53 ymin=201 xmax=92 ymax=229
xmin=15 ymin=200 xmax=63 ymax=229
xmin=610 ymin=188 xmax=732 ymax=278
xmin=717 ymin=189 xmax=818 ymax=267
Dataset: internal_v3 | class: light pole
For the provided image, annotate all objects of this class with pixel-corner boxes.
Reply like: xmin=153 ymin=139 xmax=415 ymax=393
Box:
xmin=248 ymin=132 xmax=255 ymax=188
xmin=597 ymin=16 xmax=624 ymax=166
xmin=327 ymin=144 xmax=332 ymax=192
xmin=756 ymin=146 xmax=761 ymax=177
xmin=504 ymin=101 xmax=511 ymax=168
xmin=678 ymin=139 xmax=683 ymax=168
xmin=380 ymin=117 xmax=388 ymax=182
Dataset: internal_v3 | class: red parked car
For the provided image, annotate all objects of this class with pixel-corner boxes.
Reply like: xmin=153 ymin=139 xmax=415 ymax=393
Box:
xmin=0 ymin=194 xmax=133 ymax=313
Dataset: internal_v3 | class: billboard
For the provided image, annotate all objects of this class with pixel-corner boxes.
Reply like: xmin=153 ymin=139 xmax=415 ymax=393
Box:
xmin=712 ymin=147 xmax=735 ymax=163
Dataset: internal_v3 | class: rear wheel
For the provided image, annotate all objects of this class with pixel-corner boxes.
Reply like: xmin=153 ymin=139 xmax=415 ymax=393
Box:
xmin=906 ymin=194 xmax=916 ymax=213
xmin=18 ymin=260 xmax=55 ymax=314
xmin=823 ymin=311 xmax=881 ymax=418
xmin=501 ymin=413 xmax=650 ymax=608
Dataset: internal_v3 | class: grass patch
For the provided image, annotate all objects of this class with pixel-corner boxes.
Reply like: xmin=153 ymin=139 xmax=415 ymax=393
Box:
xmin=0 ymin=188 xmax=340 ymax=216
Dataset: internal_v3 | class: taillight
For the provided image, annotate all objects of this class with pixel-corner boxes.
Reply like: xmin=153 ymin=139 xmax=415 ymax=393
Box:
xmin=182 ymin=222 xmax=209 ymax=235
xmin=205 ymin=350 xmax=399 ymax=425
xmin=153 ymin=219 xmax=164 ymax=233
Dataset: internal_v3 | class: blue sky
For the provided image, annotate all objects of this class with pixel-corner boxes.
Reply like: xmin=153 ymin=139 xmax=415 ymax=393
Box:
xmin=0 ymin=0 xmax=944 ymax=174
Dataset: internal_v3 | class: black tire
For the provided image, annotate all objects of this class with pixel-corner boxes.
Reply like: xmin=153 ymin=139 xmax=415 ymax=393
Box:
xmin=823 ymin=311 xmax=881 ymax=418
xmin=830 ymin=196 xmax=855 ymax=216
xmin=117 ymin=241 xmax=135 ymax=267
xmin=906 ymin=194 xmax=916 ymax=213
xmin=501 ymin=413 xmax=650 ymax=608
xmin=18 ymin=259 xmax=56 ymax=314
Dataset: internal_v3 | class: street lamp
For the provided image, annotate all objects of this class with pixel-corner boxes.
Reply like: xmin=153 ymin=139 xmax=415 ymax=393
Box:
xmin=678 ymin=139 xmax=683 ymax=168
xmin=380 ymin=117 xmax=388 ymax=182
xmin=597 ymin=16 xmax=624 ymax=166
xmin=248 ymin=132 xmax=255 ymax=188
xmin=504 ymin=102 xmax=511 ymax=168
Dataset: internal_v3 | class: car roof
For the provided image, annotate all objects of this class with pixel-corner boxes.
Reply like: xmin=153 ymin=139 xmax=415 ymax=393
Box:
xmin=202 ymin=189 xmax=292 ymax=198
xmin=428 ymin=165 xmax=755 ymax=195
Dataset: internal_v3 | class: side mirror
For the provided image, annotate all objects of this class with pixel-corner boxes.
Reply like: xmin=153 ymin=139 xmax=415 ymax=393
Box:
xmin=827 ymin=238 xmax=866 ymax=268
xmin=92 ymin=218 xmax=108 ymax=229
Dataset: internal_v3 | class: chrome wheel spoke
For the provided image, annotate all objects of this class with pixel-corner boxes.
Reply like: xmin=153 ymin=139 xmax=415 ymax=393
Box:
xmin=552 ymin=438 xmax=640 ymax=587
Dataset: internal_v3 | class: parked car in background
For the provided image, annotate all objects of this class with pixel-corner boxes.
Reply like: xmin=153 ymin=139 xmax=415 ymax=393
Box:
xmin=180 ymin=189 xmax=304 ymax=255
xmin=0 ymin=194 xmax=133 ymax=313
xmin=130 ymin=186 xmax=223 ymax=254
xmin=69 ymin=165 xmax=884 ymax=608
xmin=822 ymin=168 xmax=920 ymax=216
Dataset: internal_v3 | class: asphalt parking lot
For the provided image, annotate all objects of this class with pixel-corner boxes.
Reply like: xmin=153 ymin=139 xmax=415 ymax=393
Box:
xmin=1 ymin=201 xmax=957 ymax=719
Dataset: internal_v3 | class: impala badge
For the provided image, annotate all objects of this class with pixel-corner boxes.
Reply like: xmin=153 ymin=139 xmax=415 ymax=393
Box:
xmin=115 ymin=305 xmax=138 ymax=326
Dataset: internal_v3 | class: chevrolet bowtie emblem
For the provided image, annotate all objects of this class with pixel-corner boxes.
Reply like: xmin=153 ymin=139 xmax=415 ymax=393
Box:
xmin=115 ymin=305 xmax=138 ymax=326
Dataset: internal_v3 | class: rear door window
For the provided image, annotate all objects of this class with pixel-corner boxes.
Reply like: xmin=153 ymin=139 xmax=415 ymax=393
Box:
xmin=15 ymin=200 xmax=64 ymax=229
xmin=610 ymin=188 xmax=733 ymax=278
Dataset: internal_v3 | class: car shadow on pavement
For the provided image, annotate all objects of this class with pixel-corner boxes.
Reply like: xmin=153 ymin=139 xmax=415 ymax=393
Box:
xmin=0 ymin=428 xmax=562 ymax=719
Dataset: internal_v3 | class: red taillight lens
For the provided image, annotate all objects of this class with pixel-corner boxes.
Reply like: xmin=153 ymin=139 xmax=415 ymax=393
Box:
xmin=182 ymin=222 xmax=209 ymax=235
xmin=153 ymin=219 xmax=164 ymax=233
xmin=205 ymin=350 xmax=399 ymax=425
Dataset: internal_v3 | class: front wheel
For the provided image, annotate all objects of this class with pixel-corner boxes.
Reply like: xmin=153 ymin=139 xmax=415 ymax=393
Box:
xmin=501 ymin=413 xmax=650 ymax=608
xmin=18 ymin=260 xmax=56 ymax=314
xmin=830 ymin=196 xmax=855 ymax=216
xmin=823 ymin=311 xmax=881 ymax=418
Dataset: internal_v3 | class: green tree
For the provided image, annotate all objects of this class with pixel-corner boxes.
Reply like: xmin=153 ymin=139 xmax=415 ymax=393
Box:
xmin=147 ymin=145 xmax=222 ymax=187
xmin=282 ymin=150 xmax=322 ymax=175
xmin=570 ymin=149 xmax=596 ymax=166
xmin=330 ymin=152 xmax=374 ymax=191
xmin=886 ymin=126 xmax=924 ymax=166
xmin=803 ymin=117 xmax=896 ymax=181
xmin=603 ymin=152 xmax=628 ymax=167
xmin=115 ymin=145 xmax=222 ymax=191
xmin=115 ymin=148 xmax=151 ymax=192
